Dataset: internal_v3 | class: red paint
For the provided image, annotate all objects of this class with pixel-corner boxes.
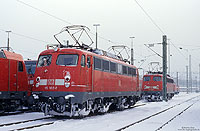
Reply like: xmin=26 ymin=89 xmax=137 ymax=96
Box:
xmin=0 ymin=50 xmax=28 ymax=93
xmin=142 ymin=73 xmax=176 ymax=94
xmin=33 ymin=48 xmax=139 ymax=93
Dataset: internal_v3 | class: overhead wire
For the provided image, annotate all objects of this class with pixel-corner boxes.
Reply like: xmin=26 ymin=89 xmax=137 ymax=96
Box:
xmin=16 ymin=0 xmax=119 ymax=46
xmin=0 ymin=28 xmax=51 ymax=43
xmin=0 ymin=28 xmax=50 ymax=58
xmin=16 ymin=0 xmax=72 ymax=25
xmin=15 ymin=0 xmax=198 ymax=72
xmin=134 ymin=0 xmax=165 ymax=35
xmin=133 ymin=0 xmax=199 ymax=72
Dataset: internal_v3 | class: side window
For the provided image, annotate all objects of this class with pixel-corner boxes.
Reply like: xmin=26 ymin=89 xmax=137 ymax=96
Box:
xmin=167 ymin=78 xmax=174 ymax=83
xmin=0 ymin=50 xmax=6 ymax=58
xmin=87 ymin=56 xmax=91 ymax=68
xmin=128 ymin=67 xmax=132 ymax=76
xmin=94 ymin=57 xmax=102 ymax=70
xmin=117 ymin=64 xmax=122 ymax=74
xmin=132 ymin=68 xmax=136 ymax=76
xmin=122 ymin=65 xmax=127 ymax=75
xmin=167 ymin=78 xmax=171 ymax=83
xmin=103 ymin=60 xmax=109 ymax=71
xmin=18 ymin=61 xmax=23 ymax=72
xmin=81 ymin=55 xmax=86 ymax=67
xmin=110 ymin=62 xmax=117 ymax=73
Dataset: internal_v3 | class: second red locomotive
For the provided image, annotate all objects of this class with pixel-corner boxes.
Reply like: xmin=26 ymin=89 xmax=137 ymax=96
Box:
xmin=141 ymin=71 xmax=177 ymax=101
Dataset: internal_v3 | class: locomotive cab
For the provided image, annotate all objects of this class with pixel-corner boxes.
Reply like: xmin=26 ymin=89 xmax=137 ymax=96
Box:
xmin=30 ymin=48 xmax=93 ymax=114
xmin=33 ymin=49 xmax=92 ymax=92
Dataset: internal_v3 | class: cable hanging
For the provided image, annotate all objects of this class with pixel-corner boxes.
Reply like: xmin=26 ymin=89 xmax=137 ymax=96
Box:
xmin=16 ymin=0 xmax=120 ymax=46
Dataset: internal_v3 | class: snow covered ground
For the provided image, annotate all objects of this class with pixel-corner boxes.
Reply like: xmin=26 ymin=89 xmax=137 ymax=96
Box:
xmin=0 ymin=92 xmax=199 ymax=131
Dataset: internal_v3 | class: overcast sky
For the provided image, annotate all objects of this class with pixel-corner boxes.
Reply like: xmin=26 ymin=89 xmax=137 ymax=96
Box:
xmin=0 ymin=0 xmax=200 ymax=78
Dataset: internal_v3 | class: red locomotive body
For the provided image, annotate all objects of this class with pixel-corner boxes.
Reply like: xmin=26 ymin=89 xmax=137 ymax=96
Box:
xmin=30 ymin=48 xmax=140 ymax=116
xmin=141 ymin=72 xmax=176 ymax=101
xmin=0 ymin=49 xmax=28 ymax=112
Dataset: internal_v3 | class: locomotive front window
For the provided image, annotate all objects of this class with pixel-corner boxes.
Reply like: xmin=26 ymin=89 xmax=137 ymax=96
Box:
xmin=144 ymin=76 xmax=150 ymax=81
xmin=25 ymin=61 xmax=37 ymax=74
xmin=57 ymin=54 xmax=78 ymax=66
xmin=153 ymin=76 xmax=161 ymax=81
xmin=26 ymin=65 xmax=36 ymax=74
xmin=37 ymin=55 xmax=52 ymax=67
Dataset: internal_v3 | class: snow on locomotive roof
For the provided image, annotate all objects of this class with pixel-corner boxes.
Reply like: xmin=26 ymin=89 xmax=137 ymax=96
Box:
xmin=145 ymin=71 xmax=173 ymax=79
xmin=40 ymin=47 xmax=135 ymax=68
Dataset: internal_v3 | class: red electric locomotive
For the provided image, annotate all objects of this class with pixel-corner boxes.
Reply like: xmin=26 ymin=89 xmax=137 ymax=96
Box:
xmin=141 ymin=71 xmax=176 ymax=101
xmin=0 ymin=48 xmax=29 ymax=112
xmin=29 ymin=25 xmax=140 ymax=117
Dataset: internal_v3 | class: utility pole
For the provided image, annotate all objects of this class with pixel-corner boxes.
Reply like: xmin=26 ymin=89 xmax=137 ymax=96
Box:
xmin=189 ymin=55 xmax=192 ymax=92
xmin=186 ymin=66 xmax=189 ymax=93
xmin=168 ymin=39 xmax=170 ymax=75
xmin=6 ymin=31 xmax=11 ymax=51
xmin=162 ymin=35 xmax=167 ymax=101
xmin=93 ymin=24 xmax=100 ymax=49
xmin=130 ymin=37 xmax=135 ymax=65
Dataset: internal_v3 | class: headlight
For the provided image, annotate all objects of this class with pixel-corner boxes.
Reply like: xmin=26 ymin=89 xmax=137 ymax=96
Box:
xmin=36 ymin=83 xmax=40 ymax=87
xmin=65 ymin=82 xmax=70 ymax=88
xmin=65 ymin=75 xmax=71 ymax=82
xmin=36 ymin=76 xmax=40 ymax=82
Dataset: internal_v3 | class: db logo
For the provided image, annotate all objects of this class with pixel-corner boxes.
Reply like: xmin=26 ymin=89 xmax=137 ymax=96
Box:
xmin=48 ymin=79 xmax=55 ymax=85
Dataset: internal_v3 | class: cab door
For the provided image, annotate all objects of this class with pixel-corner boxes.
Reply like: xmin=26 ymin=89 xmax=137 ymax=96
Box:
xmin=80 ymin=54 xmax=87 ymax=89
xmin=86 ymin=55 xmax=92 ymax=92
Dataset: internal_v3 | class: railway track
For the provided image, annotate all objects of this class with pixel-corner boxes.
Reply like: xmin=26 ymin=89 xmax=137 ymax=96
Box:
xmin=0 ymin=116 xmax=53 ymax=128
xmin=0 ymin=109 xmax=32 ymax=117
xmin=115 ymin=95 xmax=200 ymax=131
xmin=4 ymin=103 xmax=146 ymax=131
xmin=155 ymin=99 xmax=200 ymax=131
xmin=4 ymin=95 xmax=197 ymax=131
